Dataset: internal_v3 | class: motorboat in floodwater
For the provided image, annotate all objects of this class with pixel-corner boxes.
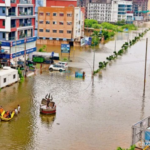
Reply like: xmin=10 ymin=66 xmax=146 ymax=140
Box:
xmin=40 ymin=94 xmax=56 ymax=115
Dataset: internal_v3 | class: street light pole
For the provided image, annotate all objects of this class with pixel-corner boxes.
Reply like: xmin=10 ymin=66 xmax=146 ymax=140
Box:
xmin=92 ymin=35 xmax=96 ymax=77
xmin=114 ymin=34 xmax=116 ymax=51
xmin=143 ymin=38 xmax=148 ymax=96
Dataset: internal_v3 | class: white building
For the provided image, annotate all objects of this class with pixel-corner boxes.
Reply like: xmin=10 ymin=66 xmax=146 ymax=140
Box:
xmin=73 ymin=7 xmax=85 ymax=46
xmin=112 ymin=0 xmax=133 ymax=23
xmin=87 ymin=0 xmax=133 ymax=23
xmin=87 ymin=3 xmax=112 ymax=22
xmin=0 ymin=67 xmax=19 ymax=88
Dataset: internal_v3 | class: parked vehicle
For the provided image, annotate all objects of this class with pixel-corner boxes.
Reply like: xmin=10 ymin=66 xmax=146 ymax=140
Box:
xmin=49 ymin=64 xmax=66 ymax=71
xmin=57 ymin=61 xmax=68 ymax=67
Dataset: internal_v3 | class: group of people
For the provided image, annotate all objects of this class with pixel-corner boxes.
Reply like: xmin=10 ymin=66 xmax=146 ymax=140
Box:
xmin=0 ymin=105 xmax=20 ymax=118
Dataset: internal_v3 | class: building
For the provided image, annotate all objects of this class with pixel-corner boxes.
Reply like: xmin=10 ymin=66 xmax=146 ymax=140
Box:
xmin=0 ymin=67 xmax=19 ymax=88
xmin=87 ymin=0 xmax=133 ymax=23
xmin=37 ymin=6 xmax=85 ymax=46
xmin=87 ymin=3 xmax=112 ymax=22
xmin=112 ymin=0 xmax=133 ymax=23
xmin=133 ymin=0 xmax=150 ymax=21
xmin=0 ymin=0 xmax=36 ymax=66
xmin=35 ymin=0 xmax=77 ymax=36
xmin=78 ymin=0 xmax=111 ymax=18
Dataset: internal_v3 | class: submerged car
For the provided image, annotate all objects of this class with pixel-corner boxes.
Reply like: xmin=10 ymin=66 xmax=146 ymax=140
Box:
xmin=49 ymin=64 xmax=66 ymax=71
xmin=57 ymin=62 xmax=68 ymax=68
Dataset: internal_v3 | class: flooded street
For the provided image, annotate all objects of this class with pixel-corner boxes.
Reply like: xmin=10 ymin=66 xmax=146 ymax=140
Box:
xmin=0 ymin=30 xmax=150 ymax=150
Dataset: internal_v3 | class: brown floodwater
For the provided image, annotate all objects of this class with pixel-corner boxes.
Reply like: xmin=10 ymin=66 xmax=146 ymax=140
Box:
xmin=0 ymin=29 xmax=150 ymax=150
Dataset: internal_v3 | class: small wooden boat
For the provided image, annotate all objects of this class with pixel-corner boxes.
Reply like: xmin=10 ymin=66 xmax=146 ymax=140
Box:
xmin=1 ymin=111 xmax=15 ymax=121
xmin=40 ymin=105 xmax=56 ymax=115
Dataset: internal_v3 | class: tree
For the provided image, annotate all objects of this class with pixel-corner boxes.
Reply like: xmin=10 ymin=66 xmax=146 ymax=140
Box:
xmin=91 ymin=31 xmax=101 ymax=46
xmin=39 ymin=45 xmax=47 ymax=52
xmin=84 ymin=19 xmax=98 ymax=28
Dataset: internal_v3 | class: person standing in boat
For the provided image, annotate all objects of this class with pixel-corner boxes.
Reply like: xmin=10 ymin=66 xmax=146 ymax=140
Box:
xmin=47 ymin=98 xmax=50 ymax=107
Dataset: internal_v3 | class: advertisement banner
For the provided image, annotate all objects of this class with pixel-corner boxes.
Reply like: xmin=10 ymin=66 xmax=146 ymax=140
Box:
xmin=61 ymin=44 xmax=70 ymax=53
xmin=85 ymin=37 xmax=92 ymax=45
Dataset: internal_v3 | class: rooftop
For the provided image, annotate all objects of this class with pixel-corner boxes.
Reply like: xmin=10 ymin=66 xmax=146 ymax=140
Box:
xmin=0 ymin=67 xmax=17 ymax=76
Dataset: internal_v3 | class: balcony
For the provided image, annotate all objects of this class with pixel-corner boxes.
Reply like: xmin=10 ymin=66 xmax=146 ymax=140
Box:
xmin=11 ymin=0 xmax=16 ymax=3
xmin=9 ymin=37 xmax=15 ymax=41
xmin=8 ymin=12 xmax=16 ymax=16
xmin=19 ymin=23 xmax=32 ymax=27
xmin=11 ymin=24 xmax=16 ymax=28
xmin=19 ymin=0 xmax=32 ymax=4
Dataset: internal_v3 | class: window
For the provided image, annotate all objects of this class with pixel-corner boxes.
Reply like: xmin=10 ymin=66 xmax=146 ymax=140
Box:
xmin=13 ymin=74 xmax=16 ymax=79
xmin=53 ymin=30 xmax=57 ymax=33
xmin=59 ymin=22 xmax=63 ymax=25
xmin=3 ymin=20 xmax=5 ymax=26
xmin=3 ymin=33 xmax=5 ymax=39
xmin=46 ymin=29 xmax=50 ymax=32
xmin=39 ymin=12 xmax=44 ymax=16
xmin=67 ymin=22 xmax=72 ymax=25
xmin=46 ymin=21 xmax=50 ymax=24
xmin=67 ymin=30 xmax=71 ymax=34
xmin=39 ymin=21 xmax=43 ymax=24
xmin=59 ymin=30 xmax=63 ymax=33
xmin=59 ymin=13 xmax=64 ymax=16
xmin=67 ymin=13 xmax=72 ymax=17
xmin=53 ymin=21 xmax=57 ymax=25
xmin=46 ymin=13 xmax=50 ymax=16
xmin=2 ymin=8 xmax=5 ymax=14
xmin=39 ymin=29 xmax=43 ymax=32
xmin=4 ymin=78 xmax=6 ymax=83
xmin=53 ymin=13 xmax=57 ymax=16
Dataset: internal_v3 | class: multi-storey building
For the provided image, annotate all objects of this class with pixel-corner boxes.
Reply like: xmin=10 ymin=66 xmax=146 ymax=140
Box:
xmin=0 ymin=0 xmax=36 ymax=66
xmin=112 ymin=0 xmax=133 ymax=23
xmin=87 ymin=3 xmax=112 ymax=22
xmin=133 ymin=0 xmax=150 ymax=21
xmin=35 ymin=0 xmax=77 ymax=36
xmin=87 ymin=0 xmax=133 ymax=23
xmin=37 ymin=6 xmax=84 ymax=46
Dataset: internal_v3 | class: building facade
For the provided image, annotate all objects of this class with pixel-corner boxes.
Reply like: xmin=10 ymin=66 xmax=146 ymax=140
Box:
xmin=133 ymin=0 xmax=150 ymax=21
xmin=35 ymin=0 xmax=77 ymax=36
xmin=87 ymin=0 xmax=133 ymax=23
xmin=37 ymin=6 xmax=84 ymax=46
xmin=0 ymin=0 xmax=36 ymax=66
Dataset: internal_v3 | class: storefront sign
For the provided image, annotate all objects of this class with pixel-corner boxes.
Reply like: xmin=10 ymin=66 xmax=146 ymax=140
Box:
xmin=1 ymin=37 xmax=37 ymax=47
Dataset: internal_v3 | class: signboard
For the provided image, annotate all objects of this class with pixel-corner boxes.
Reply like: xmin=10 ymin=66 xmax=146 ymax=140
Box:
xmin=85 ymin=37 xmax=92 ymax=45
xmin=61 ymin=44 xmax=70 ymax=53
xmin=81 ymin=38 xmax=85 ymax=46
xmin=1 ymin=37 xmax=37 ymax=47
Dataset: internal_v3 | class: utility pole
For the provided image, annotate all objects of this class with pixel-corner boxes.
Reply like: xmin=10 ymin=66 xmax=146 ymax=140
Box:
xmin=114 ymin=34 xmax=116 ymax=51
xmin=24 ymin=36 xmax=27 ymax=78
xmin=143 ymin=38 xmax=148 ymax=96
xmin=92 ymin=36 xmax=95 ymax=77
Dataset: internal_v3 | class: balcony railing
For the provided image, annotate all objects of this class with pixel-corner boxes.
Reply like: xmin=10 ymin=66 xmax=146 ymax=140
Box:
xmin=19 ymin=23 xmax=32 ymax=27
xmin=19 ymin=34 xmax=32 ymax=39
xmin=9 ymin=12 xmax=16 ymax=16
xmin=19 ymin=12 xmax=32 ymax=16
xmin=9 ymin=37 xmax=15 ymax=41
xmin=19 ymin=0 xmax=32 ymax=4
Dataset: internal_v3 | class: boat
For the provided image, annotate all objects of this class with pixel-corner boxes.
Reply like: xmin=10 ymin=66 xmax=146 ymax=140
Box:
xmin=1 ymin=111 xmax=15 ymax=121
xmin=40 ymin=93 xmax=56 ymax=115
xmin=40 ymin=105 xmax=56 ymax=115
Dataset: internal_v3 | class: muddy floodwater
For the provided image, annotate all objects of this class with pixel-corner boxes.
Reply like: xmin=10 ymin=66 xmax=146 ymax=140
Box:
xmin=0 ymin=30 xmax=150 ymax=150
